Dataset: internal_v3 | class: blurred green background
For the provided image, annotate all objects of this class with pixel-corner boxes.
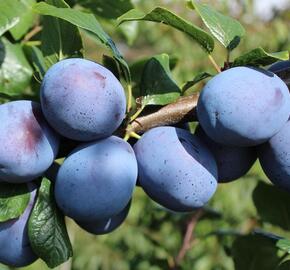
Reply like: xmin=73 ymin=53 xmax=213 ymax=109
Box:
xmin=2 ymin=0 xmax=290 ymax=269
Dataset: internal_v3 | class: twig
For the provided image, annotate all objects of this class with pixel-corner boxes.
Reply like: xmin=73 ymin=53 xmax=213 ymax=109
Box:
xmin=23 ymin=25 xmax=43 ymax=42
xmin=208 ymin=54 xmax=221 ymax=73
xmin=170 ymin=209 xmax=204 ymax=269
xmin=127 ymin=93 xmax=199 ymax=134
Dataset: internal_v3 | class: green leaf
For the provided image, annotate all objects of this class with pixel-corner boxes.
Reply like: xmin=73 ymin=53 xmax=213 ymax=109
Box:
xmin=41 ymin=0 xmax=83 ymax=70
xmin=78 ymin=0 xmax=133 ymax=19
xmin=278 ymin=261 xmax=290 ymax=269
xmin=188 ymin=0 xmax=245 ymax=50
xmin=233 ymin=48 xmax=289 ymax=67
xmin=182 ymin=72 xmax=212 ymax=93
xmin=0 ymin=0 xmax=24 ymax=36
xmin=140 ymin=53 xmax=181 ymax=106
xmin=33 ymin=1 xmax=130 ymax=82
xmin=0 ymin=182 xmax=30 ymax=222
xmin=277 ymin=239 xmax=290 ymax=254
xmin=232 ymin=235 xmax=280 ymax=270
xmin=102 ymin=55 xmax=121 ymax=80
xmin=118 ymin=7 xmax=214 ymax=53
xmin=24 ymin=45 xmax=47 ymax=80
xmin=130 ymin=55 xmax=178 ymax=85
xmin=28 ymin=178 xmax=73 ymax=268
xmin=253 ymin=181 xmax=290 ymax=230
xmin=10 ymin=0 xmax=37 ymax=40
xmin=0 ymin=38 xmax=33 ymax=96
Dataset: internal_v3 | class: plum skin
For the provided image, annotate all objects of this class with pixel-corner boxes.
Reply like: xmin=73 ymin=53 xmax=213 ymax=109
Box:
xmin=195 ymin=125 xmax=257 ymax=182
xmin=258 ymin=120 xmax=290 ymax=191
xmin=0 ymin=100 xmax=59 ymax=183
xmin=55 ymin=136 xmax=137 ymax=222
xmin=134 ymin=126 xmax=218 ymax=212
xmin=197 ymin=67 xmax=290 ymax=146
xmin=40 ymin=58 xmax=126 ymax=141
xmin=0 ymin=183 xmax=38 ymax=267
xmin=76 ymin=201 xmax=131 ymax=235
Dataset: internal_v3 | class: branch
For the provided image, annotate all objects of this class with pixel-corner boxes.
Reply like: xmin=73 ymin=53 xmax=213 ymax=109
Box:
xmin=128 ymin=67 xmax=290 ymax=135
xmin=170 ymin=209 xmax=204 ymax=269
xmin=128 ymin=93 xmax=199 ymax=134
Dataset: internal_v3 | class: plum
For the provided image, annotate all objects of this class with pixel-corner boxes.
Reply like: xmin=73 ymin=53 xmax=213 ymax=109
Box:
xmin=197 ymin=67 xmax=290 ymax=146
xmin=258 ymin=120 xmax=290 ymax=191
xmin=134 ymin=126 xmax=218 ymax=212
xmin=40 ymin=58 xmax=126 ymax=141
xmin=195 ymin=125 xmax=257 ymax=182
xmin=76 ymin=201 xmax=131 ymax=235
xmin=55 ymin=136 xmax=137 ymax=222
xmin=0 ymin=100 xmax=59 ymax=183
xmin=0 ymin=183 xmax=38 ymax=267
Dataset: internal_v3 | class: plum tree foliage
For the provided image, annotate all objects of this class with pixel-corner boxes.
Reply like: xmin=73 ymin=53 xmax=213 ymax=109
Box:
xmin=0 ymin=0 xmax=289 ymax=269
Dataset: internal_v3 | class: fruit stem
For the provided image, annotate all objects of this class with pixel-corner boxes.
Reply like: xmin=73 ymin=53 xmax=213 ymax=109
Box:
xmin=123 ymin=130 xmax=141 ymax=141
xmin=127 ymin=84 xmax=133 ymax=113
xmin=208 ymin=54 xmax=221 ymax=73
xmin=130 ymin=105 xmax=145 ymax=122
xmin=130 ymin=131 xmax=141 ymax=139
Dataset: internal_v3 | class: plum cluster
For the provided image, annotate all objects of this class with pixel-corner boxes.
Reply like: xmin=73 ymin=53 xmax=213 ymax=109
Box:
xmin=0 ymin=58 xmax=289 ymax=267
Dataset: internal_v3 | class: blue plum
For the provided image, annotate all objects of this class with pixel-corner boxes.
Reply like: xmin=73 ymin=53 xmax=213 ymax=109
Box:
xmin=197 ymin=67 xmax=290 ymax=146
xmin=0 ymin=184 xmax=37 ymax=267
xmin=268 ymin=60 xmax=290 ymax=73
xmin=195 ymin=125 xmax=257 ymax=182
xmin=0 ymin=100 xmax=59 ymax=183
xmin=258 ymin=120 xmax=290 ymax=191
xmin=55 ymin=136 xmax=137 ymax=222
xmin=134 ymin=126 xmax=218 ymax=212
xmin=76 ymin=201 xmax=131 ymax=235
xmin=40 ymin=58 xmax=126 ymax=141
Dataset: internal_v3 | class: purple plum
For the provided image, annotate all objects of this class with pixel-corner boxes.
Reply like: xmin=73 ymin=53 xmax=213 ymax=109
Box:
xmin=40 ymin=58 xmax=126 ymax=141
xmin=0 ymin=100 xmax=59 ymax=183
xmin=55 ymin=136 xmax=137 ymax=222
xmin=134 ymin=126 xmax=218 ymax=212
xmin=197 ymin=67 xmax=290 ymax=146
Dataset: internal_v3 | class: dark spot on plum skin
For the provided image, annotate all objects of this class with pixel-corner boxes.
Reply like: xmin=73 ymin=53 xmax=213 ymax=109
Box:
xmin=215 ymin=111 xmax=219 ymax=120
xmin=94 ymin=72 xmax=106 ymax=88
xmin=115 ymin=113 xmax=120 ymax=120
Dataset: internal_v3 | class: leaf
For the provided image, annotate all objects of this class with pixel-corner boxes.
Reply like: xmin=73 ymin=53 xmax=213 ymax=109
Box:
xmin=28 ymin=178 xmax=72 ymax=268
xmin=130 ymin=55 xmax=178 ymax=85
xmin=252 ymin=230 xmax=290 ymax=255
xmin=40 ymin=0 xmax=83 ymax=70
xmin=233 ymin=48 xmax=289 ymax=67
xmin=188 ymin=0 xmax=245 ymax=50
xmin=0 ymin=0 xmax=24 ymax=36
xmin=118 ymin=7 xmax=214 ymax=53
xmin=278 ymin=261 xmax=290 ymax=269
xmin=78 ymin=0 xmax=133 ymax=19
xmin=253 ymin=181 xmax=290 ymax=230
xmin=182 ymin=72 xmax=212 ymax=93
xmin=277 ymin=239 xmax=290 ymax=254
xmin=10 ymin=0 xmax=37 ymax=40
xmin=140 ymin=53 xmax=181 ymax=106
xmin=24 ymin=45 xmax=47 ymax=80
xmin=0 ymin=182 xmax=30 ymax=222
xmin=232 ymin=235 xmax=280 ymax=270
xmin=0 ymin=38 xmax=33 ymax=96
xmin=33 ymin=2 xmax=130 ymax=82
xmin=102 ymin=55 xmax=120 ymax=80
